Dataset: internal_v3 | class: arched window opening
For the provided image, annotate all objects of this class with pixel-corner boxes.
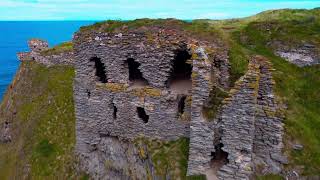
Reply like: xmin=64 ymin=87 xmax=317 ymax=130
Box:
xmin=127 ymin=58 xmax=148 ymax=86
xmin=137 ymin=107 xmax=149 ymax=123
xmin=210 ymin=143 xmax=229 ymax=174
xmin=90 ymin=57 xmax=107 ymax=83
xmin=168 ymin=48 xmax=192 ymax=93
xmin=178 ymin=96 xmax=187 ymax=115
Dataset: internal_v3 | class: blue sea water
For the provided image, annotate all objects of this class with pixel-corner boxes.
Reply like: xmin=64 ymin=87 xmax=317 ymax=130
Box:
xmin=0 ymin=21 xmax=95 ymax=101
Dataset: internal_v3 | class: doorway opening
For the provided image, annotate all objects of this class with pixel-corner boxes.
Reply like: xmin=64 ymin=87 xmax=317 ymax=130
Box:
xmin=127 ymin=58 xmax=148 ymax=87
xmin=90 ymin=57 xmax=107 ymax=83
xmin=167 ymin=49 xmax=192 ymax=93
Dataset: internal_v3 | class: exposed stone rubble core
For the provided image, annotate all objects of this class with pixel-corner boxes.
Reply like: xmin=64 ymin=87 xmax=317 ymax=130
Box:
xmin=17 ymin=39 xmax=74 ymax=66
xmin=275 ymin=44 xmax=320 ymax=67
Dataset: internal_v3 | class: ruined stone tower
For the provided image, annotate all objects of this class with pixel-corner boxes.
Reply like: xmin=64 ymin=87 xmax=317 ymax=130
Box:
xmin=17 ymin=21 xmax=286 ymax=180
xmin=72 ymin=26 xmax=230 ymax=179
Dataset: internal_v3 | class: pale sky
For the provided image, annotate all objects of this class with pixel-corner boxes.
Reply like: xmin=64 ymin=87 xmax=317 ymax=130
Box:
xmin=0 ymin=0 xmax=319 ymax=20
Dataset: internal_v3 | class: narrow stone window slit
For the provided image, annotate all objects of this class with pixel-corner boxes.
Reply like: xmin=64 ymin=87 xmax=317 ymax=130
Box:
xmin=210 ymin=143 xmax=229 ymax=173
xmin=86 ymin=89 xmax=91 ymax=98
xmin=127 ymin=58 xmax=148 ymax=86
xmin=113 ymin=103 xmax=117 ymax=119
xmin=167 ymin=48 xmax=192 ymax=93
xmin=178 ymin=96 xmax=187 ymax=115
xmin=90 ymin=57 xmax=107 ymax=83
xmin=137 ymin=107 xmax=149 ymax=123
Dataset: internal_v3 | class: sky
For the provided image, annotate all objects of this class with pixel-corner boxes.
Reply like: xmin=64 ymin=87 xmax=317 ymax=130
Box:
xmin=0 ymin=0 xmax=319 ymax=20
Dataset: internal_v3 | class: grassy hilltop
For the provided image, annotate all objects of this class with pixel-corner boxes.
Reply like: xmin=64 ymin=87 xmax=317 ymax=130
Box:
xmin=0 ymin=8 xmax=319 ymax=179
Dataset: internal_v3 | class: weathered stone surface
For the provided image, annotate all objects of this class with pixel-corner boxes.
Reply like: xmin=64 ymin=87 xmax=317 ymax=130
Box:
xmin=0 ymin=121 xmax=11 ymax=143
xmin=214 ymin=56 xmax=285 ymax=179
xmin=73 ymin=27 xmax=229 ymax=178
xmin=292 ymin=144 xmax=303 ymax=151
xmin=275 ymin=44 xmax=319 ymax=67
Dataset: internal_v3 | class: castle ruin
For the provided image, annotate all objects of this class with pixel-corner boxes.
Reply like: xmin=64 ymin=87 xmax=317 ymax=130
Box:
xmin=18 ymin=23 xmax=286 ymax=180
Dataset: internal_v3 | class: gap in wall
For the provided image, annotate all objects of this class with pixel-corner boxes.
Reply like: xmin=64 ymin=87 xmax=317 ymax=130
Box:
xmin=90 ymin=57 xmax=107 ymax=83
xmin=127 ymin=58 xmax=148 ymax=87
xmin=167 ymin=48 xmax=192 ymax=93
xmin=137 ymin=107 xmax=149 ymax=123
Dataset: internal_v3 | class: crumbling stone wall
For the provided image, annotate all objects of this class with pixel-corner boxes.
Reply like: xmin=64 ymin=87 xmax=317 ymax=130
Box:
xmin=215 ymin=56 xmax=285 ymax=180
xmin=17 ymin=39 xmax=74 ymax=66
xmin=187 ymin=47 xmax=216 ymax=175
xmin=253 ymin=58 xmax=286 ymax=174
xmin=73 ymin=27 xmax=231 ymax=178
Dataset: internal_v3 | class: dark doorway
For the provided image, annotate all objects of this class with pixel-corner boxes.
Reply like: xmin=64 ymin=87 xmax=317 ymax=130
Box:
xmin=167 ymin=49 xmax=192 ymax=92
xmin=210 ymin=143 xmax=229 ymax=173
xmin=178 ymin=96 xmax=187 ymax=114
xmin=137 ymin=107 xmax=149 ymax=123
xmin=171 ymin=49 xmax=192 ymax=80
xmin=90 ymin=57 xmax=107 ymax=83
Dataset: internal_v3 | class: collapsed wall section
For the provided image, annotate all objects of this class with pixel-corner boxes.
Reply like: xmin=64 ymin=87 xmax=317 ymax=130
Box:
xmin=217 ymin=58 xmax=261 ymax=179
xmin=17 ymin=39 xmax=74 ymax=66
xmin=216 ymin=56 xmax=286 ymax=179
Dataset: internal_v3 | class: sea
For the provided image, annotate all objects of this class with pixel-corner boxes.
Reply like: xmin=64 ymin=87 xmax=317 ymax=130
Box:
xmin=0 ymin=21 xmax=95 ymax=101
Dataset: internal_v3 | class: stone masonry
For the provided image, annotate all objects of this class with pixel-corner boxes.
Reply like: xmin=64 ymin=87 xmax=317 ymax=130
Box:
xmin=217 ymin=56 xmax=286 ymax=179
xmin=16 ymin=22 xmax=286 ymax=179
xmin=17 ymin=39 xmax=74 ymax=66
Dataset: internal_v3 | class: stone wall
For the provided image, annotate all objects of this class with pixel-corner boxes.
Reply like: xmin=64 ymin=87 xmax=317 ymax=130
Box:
xmin=215 ymin=56 xmax=285 ymax=180
xmin=17 ymin=39 xmax=74 ymax=66
xmin=187 ymin=47 xmax=215 ymax=175
xmin=73 ymin=27 xmax=230 ymax=178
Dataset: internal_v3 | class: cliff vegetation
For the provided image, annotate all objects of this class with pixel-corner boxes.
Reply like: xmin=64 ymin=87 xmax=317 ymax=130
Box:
xmin=0 ymin=62 xmax=82 ymax=178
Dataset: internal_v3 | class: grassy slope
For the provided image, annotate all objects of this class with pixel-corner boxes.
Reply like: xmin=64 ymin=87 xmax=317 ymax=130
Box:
xmin=40 ymin=41 xmax=73 ymax=56
xmin=208 ymin=8 xmax=320 ymax=175
xmin=0 ymin=62 xmax=78 ymax=179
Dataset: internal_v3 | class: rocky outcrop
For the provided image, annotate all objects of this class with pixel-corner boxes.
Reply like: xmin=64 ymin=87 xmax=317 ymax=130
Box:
xmin=275 ymin=44 xmax=319 ymax=67
xmin=0 ymin=121 xmax=11 ymax=143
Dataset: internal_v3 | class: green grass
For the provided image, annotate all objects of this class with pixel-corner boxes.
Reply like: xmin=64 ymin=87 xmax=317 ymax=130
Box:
xmin=40 ymin=41 xmax=73 ymax=56
xmin=134 ymin=137 xmax=190 ymax=179
xmin=0 ymin=62 xmax=78 ymax=178
xmin=228 ymin=40 xmax=249 ymax=86
xmin=202 ymin=86 xmax=228 ymax=121
xmin=80 ymin=18 xmax=188 ymax=33
xmin=187 ymin=175 xmax=207 ymax=180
